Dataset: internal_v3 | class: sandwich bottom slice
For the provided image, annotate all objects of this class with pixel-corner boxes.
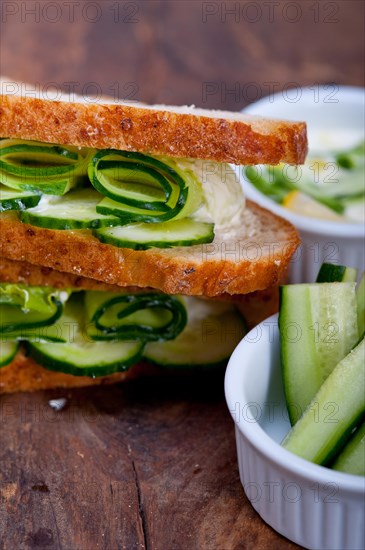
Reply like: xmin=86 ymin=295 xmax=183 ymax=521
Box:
xmin=0 ymin=258 xmax=280 ymax=394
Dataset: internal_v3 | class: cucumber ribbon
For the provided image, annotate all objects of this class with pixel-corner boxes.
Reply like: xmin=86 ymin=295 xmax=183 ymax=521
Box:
xmin=0 ymin=139 xmax=93 ymax=195
xmin=84 ymin=291 xmax=187 ymax=341
xmin=0 ymin=283 xmax=70 ymax=337
xmin=89 ymin=150 xmax=203 ymax=223
xmin=0 ymin=285 xmax=187 ymax=344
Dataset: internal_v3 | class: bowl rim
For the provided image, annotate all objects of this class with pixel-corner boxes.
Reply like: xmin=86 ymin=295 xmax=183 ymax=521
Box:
xmin=240 ymin=84 xmax=365 ymax=235
xmin=243 ymin=84 xmax=365 ymax=113
xmin=224 ymin=313 xmax=365 ymax=494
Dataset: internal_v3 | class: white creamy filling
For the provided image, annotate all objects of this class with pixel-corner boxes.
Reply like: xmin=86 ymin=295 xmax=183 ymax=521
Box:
xmin=175 ymin=158 xmax=245 ymax=228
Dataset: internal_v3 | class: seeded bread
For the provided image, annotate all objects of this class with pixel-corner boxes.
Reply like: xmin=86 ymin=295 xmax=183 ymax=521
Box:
xmin=0 ymin=201 xmax=299 ymax=297
xmin=0 ymin=351 xmax=157 ymax=394
xmin=0 ymin=86 xmax=307 ymax=165
xmin=0 ymin=258 xmax=280 ymax=394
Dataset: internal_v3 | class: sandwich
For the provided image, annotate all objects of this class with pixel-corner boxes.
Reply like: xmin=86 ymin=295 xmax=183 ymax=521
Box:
xmin=0 ymin=79 xmax=307 ymax=393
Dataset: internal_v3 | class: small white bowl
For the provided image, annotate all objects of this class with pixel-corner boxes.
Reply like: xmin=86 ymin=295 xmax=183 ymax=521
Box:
xmin=241 ymin=86 xmax=365 ymax=282
xmin=225 ymin=314 xmax=365 ymax=550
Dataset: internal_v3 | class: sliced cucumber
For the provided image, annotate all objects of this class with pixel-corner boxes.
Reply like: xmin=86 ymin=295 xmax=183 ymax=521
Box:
xmin=357 ymin=272 xmax=365 ymax=338
xmin=0 ymin=185 xmax=41 ymax=212
xmin=0 ymin=283 xmax=69 ymax=334
xmin=331 ymin=421 xmax=365 ymax=476
xmin=279 ymin=283 xmax=359 ymax=425
xmin=84 ymin=291 xmax=187 ymax=342
xmin=0 ymin=139 xmax=93 ymax=195
xmin=27 ymin=292 xmax=144 ymax=376
xmin=20 ymin=188 xmax=121 ymax=230
xmin=282 ymin=338 xmax=365 ymax=465
xmin=0 ymin=341 xmax=20 ymax=367
xmin=27 ymin=340 xmax=144 ymax=377
xmin=144 ymin=297 xmax=246 ymax=367
xmin=316 ymin=263 xmax=358 ymax=283
xmin=89 ymin=149 xmax=203 ymax=223
xmin=94 ymin=218 xmax=214 ymax=249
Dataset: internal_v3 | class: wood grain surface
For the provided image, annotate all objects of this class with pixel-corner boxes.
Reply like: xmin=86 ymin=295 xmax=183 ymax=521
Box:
xmin=0 ymin=1 xmax=364 ymax=549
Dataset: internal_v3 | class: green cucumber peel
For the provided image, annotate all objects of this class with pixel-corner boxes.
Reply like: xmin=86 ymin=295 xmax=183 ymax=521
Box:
xmin=0 ymin=139 xmax=94 ymax=195
xmin=0 ymin=283 xmax=70 ymax=334
xmin=331 ymin=421 xmax=365 ymax=476
xmin=279 ymin=282 xmax=359 ymax=425
xmin=84 ymin=291 xmax=188 ymax=342
xmin=316 ymin=263 xmax=358 ymax=283
xmin=357 ymin=272 xmax=365 ymax=338
xmin=144 ymin=297 xmax=247 ymax=368
xmin=336 ymin=140 xmax=365 ymax=170
xmin=282 ymin=338 xmax=365 ymax=465
xmin=94 ymin=218 xmax=214 ymax=250
xmin=89 ymin=149 xmax=203 ymax=223
xmin=20 ymin=188 xmax=122 ymax=230
xmin=25 ymin=293 xmax=145 ymax=375
xmin=0 ymin=341 xmax=20 ymax=367
xmin=27 ymin=339 xmax=144 ymax=377
xmin=0 ymin=184 xmax=42 ymax=212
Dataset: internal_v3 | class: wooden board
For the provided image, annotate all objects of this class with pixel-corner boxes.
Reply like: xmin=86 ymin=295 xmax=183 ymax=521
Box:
xmin=0 ymin=1 xmax=364 ymax=547
xmin=0 ymin=373 xmax=299 ymax=549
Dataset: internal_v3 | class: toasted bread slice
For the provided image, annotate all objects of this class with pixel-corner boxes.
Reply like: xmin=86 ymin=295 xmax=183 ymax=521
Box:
xmin=0 ymin=84 xmax=307 ymax=165
xmin=0 ymin=200 xmax=299 ymax=297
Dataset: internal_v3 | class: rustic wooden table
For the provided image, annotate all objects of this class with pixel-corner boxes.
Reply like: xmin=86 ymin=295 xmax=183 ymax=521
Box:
xmin=0 ymin=2 xmax=364 ymax=548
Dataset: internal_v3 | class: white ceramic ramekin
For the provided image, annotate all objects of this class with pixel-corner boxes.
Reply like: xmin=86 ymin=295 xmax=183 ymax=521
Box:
xmin=225 ymin=314 xmax=365 ymax=550
xmin=241 ymin=86 xmax=365 ymax=282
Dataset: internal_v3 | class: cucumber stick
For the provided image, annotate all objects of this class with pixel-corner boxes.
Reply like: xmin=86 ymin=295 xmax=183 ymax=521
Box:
xmin=0 ymin=341 xmax=19 ymax=367
xmin=316 ymin=263 xmax=358 ymax=283
xmin=279 ymin=283 xmax=359 ymax=424
xmin=357 ymin=272 xmax=365 ymax=338
xmin=331 ymin=421 xmax=365 ymax=476
xmin=282 ymin=338 xmax=365 ymax=465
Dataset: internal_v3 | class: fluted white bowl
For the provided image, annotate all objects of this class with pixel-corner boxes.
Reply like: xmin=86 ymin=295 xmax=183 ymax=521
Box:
xmin=225 ymin=314 xmax=365 ymax=550
xmin=241 ymin=86 xmax=365 ymax=282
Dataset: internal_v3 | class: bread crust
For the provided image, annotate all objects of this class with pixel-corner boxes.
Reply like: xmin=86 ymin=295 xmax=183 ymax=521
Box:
xmin=0 ymin=201 xmax=299 ymax=297
xmin=0 ymin=349 xmax=158 ymax=394
xmin=0 ymin=93 xmax=307 ymax=165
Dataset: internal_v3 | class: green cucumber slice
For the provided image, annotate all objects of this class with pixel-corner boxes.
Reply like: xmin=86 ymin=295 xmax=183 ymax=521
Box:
xmin=27 ymin=340 xmax=144 ymax=377
xmin=94 ymin=218 xmax=214 ymax=249
xmin=316 ymin=263 xmax=358 ymax=283
xmin=20 ymin=188 xmax=121 ymax=230
xmin=331 ymin=421 xmax=365 ymax=476
xmin=0 ymin=185 xmax=41 ymax=212
xmin=357 ymin=272 xmax=365 ymax=338
xmin=0 ymin=139 xmax=93 ymax=195
xmin=282 ymin=338 xmax=365 ymax=465
xmin=0 ymin=283 xmax=69 ymax=334
xmin=0 ymin=341 xmax=19 ymax=367
xmin=279 ymin=283 xmax=359 ymax=425
xmin=144 ymin=298 xmax=246 ymax=367
xmin=84 ymin=291 xmax=187 ymax=341
xmin=27 ymin=293 xmax=144 ymax=376
xmin=88 ymin=150 xmax=203 ymax=222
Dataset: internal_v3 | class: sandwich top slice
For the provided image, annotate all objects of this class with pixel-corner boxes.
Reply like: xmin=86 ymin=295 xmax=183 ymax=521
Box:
xmin=0 ymin=81 xmax=306 ymax=393
xmin=0 ymin=83 xmax=305 ymax=296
